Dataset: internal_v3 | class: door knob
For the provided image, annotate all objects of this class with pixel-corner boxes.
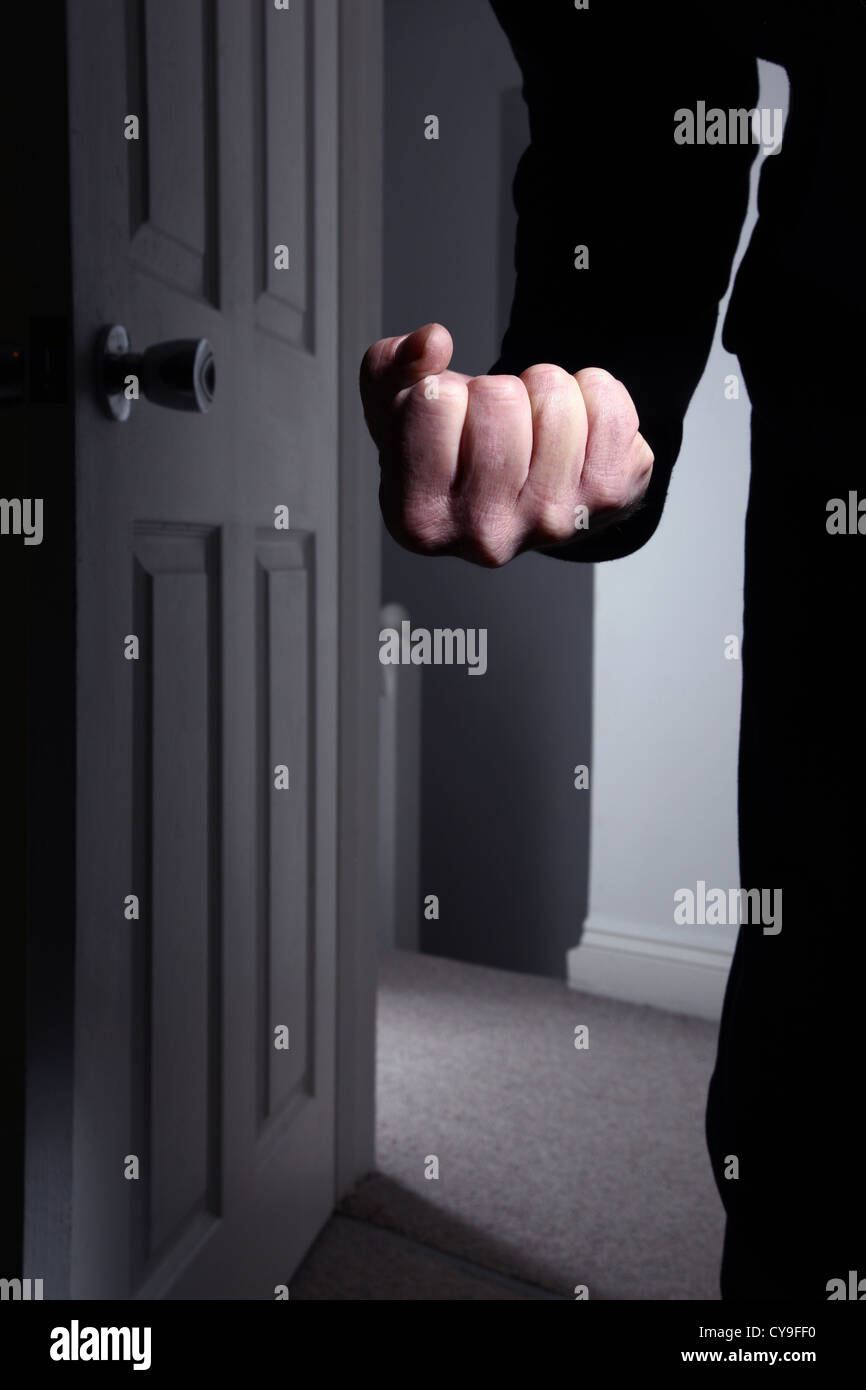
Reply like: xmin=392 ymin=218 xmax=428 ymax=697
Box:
xmin=96 ymin=324 xmax=215 ymax=422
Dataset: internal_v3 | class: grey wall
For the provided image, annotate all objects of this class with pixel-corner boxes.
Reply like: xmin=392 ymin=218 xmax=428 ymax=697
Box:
xmin=382 ymin=0 xmax=593 ymax=977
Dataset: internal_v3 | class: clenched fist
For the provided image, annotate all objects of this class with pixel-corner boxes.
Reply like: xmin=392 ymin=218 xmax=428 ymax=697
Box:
xmin=360 ymin=322 xmax=654 ymax=567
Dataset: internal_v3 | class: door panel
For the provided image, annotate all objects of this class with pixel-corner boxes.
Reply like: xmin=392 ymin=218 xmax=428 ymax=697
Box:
xmin=132 ymin=526 xmax=221 ymax=1264
xmin=65 ymin=0 xmax=342 ymax=1299
xmin=127 ymin=0 xmax=219 ymax=303
xmin=256 ymin=534 xmax=314 ymax=1132
xmin=252 ymin=0 xmax=313 ymax=345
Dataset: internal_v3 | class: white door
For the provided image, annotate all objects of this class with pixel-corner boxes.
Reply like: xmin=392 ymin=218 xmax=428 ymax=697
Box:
xmin=46 ymin=0 xmax=378 ymax=1299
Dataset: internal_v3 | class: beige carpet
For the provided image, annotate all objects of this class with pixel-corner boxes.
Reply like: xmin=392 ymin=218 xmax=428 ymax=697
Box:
xmin=291 ymin=1216 xmax=540 ymax=1300
xmin=297 ymin=949 xmax=726 ymax=1299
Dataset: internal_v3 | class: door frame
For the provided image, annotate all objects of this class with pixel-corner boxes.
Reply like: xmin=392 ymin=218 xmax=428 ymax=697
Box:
xmin=5 ymin=0 xmax=77 ymax=1298
xmin=14 ymin=0 xmax=382 ymax=1296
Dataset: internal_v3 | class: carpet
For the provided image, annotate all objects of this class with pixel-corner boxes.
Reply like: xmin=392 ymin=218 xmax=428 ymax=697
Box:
xmin=339 ymin=948 xmax=725 ymax=1300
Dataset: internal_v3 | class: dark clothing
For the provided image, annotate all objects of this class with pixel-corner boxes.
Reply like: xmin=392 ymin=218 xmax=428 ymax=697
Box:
xmin=708 ymin=400 xmax=865 ymax=1300
xmin=491 ymin=0 xmax=864 ymax=553
xmin=491 ymin=0 xmax=865 ymax=1298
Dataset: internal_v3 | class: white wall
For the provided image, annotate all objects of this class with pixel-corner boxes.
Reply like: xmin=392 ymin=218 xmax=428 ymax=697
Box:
xmin=569 ymin=62 xmax=789 ymax=1020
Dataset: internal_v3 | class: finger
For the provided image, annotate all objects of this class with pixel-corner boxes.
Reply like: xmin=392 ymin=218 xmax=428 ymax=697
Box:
xmin=389 ymin=369 xmax=469 ymax=504
xmin=575 ymin=368 xmax=650 ymax=514
xmin=452 ymin=375 xmax=533 ymax=563
xmin=360 ymin=323 xmax=453 ymax=443
xmin=516 ymin=364 xmax=588 ymax=536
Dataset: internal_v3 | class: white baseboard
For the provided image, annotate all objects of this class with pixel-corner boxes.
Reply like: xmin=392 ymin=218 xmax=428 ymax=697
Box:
xmin=566 ymin=914 xmax=735 ymax=1022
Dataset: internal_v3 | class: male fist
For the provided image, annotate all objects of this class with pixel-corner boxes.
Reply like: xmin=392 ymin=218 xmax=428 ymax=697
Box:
xmin=360 ymin=322 xmax=654 ymax=567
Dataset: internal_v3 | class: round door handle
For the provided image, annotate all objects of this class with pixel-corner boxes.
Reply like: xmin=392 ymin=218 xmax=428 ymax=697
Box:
xmin=97 ymin=324 xmax=215 ymax=421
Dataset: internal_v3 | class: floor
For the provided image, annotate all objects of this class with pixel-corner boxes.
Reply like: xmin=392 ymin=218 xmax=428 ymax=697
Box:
xmin=292 ymin=949 xmax=725 ymax=1300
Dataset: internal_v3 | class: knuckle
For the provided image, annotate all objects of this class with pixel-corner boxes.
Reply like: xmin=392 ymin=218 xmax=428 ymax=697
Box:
xmin=463 ymin=508 xmax=517 ymax=567
xmin=591 ymin=469 xmax=633 ymax=513
xmin=470 ymin=540 xmax=511 ymax=568
xmin=467 ymin=373 xmax=526 ymax=405
xmin=579 ymin=370 xmax=640 ymax=433
xmin=402 ymin=376 xmax=460 ymax=414
xmin=577 ymin=365 xmax=617 ymax=394
xmin=637 ymin=436 xmax=655 ymax=474
xmin=622 ymin=437 xmax=654 ymax=498
xmin=521 ymin=363 xmax=573 ymax=397
xmin=533 ymin=499 xmax=575 ymax=543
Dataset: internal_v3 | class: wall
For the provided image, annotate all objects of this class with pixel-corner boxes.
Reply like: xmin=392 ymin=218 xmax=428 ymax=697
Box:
xmin=570 ymin=61 xmax=790 ymax=1019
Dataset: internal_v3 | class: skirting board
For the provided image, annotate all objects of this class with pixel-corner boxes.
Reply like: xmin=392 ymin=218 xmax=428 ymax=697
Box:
xmin=567 ymin=916 xmax=735 ymax=1022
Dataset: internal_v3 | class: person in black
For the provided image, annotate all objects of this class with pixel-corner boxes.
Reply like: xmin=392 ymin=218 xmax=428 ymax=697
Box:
xmin=362 ymin=0 xmax=865 ymax=1299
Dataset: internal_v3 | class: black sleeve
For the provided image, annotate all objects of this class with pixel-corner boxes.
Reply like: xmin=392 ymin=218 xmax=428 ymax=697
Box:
xmin=489 ymin=1 xmax=759 ymax=561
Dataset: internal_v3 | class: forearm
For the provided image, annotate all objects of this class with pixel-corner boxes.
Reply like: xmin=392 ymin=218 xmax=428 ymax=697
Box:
xmin=490 ymin=1 xmax=759 ymax=560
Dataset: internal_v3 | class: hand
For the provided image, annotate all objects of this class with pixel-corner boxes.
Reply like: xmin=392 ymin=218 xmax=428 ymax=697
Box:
xmin=360 ymin=322 xmax=654 ymax=567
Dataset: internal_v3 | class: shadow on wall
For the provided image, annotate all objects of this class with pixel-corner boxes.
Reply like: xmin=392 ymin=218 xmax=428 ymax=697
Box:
xmin=382 ymin=0 xmax=593 ymax=979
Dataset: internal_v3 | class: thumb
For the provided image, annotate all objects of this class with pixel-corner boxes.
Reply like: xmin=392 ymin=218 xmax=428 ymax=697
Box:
xmin=390 ymin=322 xmax=453 ymax=389
xmin=360 ymin=322 xmax=453 ymax=409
